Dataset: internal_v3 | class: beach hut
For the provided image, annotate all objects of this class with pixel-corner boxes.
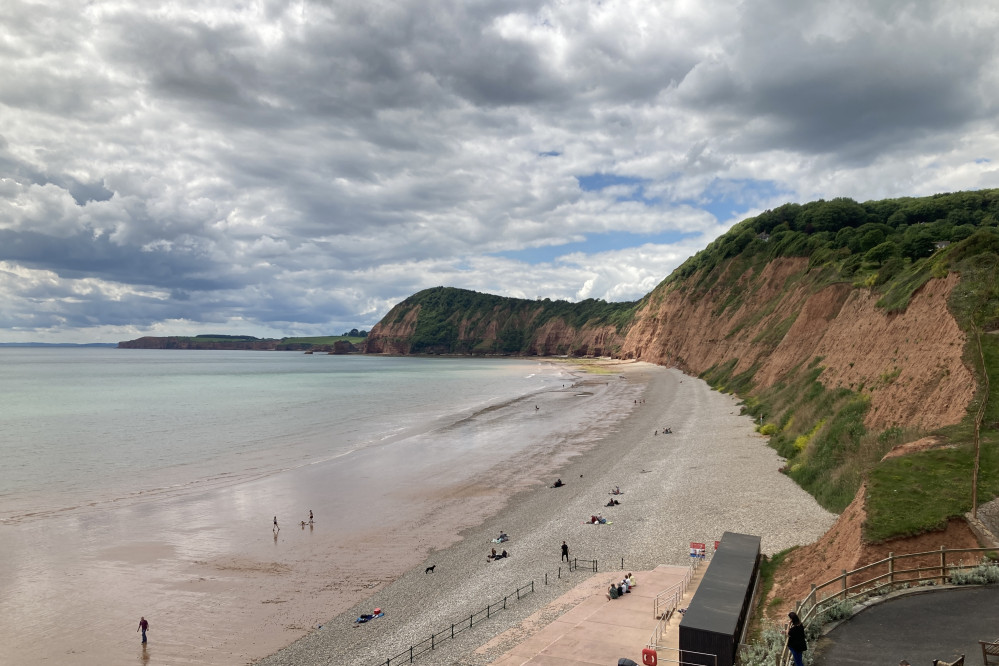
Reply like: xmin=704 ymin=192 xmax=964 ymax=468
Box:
xmin=678 ymin=531 xmax=762 ymax=666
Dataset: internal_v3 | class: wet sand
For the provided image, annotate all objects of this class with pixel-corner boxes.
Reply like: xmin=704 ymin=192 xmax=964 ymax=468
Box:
xmin=0 ymin=361 xmax=642 ymax=665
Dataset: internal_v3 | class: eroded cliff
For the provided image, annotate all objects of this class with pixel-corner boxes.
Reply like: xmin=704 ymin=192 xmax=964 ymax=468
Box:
xmin=621 ymin=259 xmax=974 ymax=432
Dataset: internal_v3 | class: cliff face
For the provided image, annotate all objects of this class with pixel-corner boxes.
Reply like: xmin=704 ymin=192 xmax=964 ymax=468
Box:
xmin=370 ymin=260 xmax=974 ymax=433
xmin=620 ymin=259 xmax=974 ymax=431
xmin=365 ymin=302 xmax=628 ymax=356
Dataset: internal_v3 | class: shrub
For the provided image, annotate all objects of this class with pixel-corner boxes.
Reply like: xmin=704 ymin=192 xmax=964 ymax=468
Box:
xmin=740 ymin=622 xmax=793 ymax=666
xmin=949 ymin=561 xmax=999 ymax=585
xmin=817 ymin=599 xmax=855 ymax=624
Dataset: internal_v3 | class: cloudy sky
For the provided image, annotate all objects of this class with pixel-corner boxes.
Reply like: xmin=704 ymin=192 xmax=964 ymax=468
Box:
xmin=1 ymin=1 xmax=997 ymax=343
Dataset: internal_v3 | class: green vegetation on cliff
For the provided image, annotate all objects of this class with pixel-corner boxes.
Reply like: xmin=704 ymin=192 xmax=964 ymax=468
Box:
xmin=382 ymin=287 xmax=638 ymax=355
xmin=118 ymin=335 xmax=365 ymax=350
xmin=671 ymin=189 xmax=999 ymax=314
xmin=691 ymin=190 xmax=999 ymax=541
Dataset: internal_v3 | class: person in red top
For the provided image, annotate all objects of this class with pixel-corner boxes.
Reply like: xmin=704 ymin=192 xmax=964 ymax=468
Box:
xmin=137 ymin=616 xmax=149 ymax=644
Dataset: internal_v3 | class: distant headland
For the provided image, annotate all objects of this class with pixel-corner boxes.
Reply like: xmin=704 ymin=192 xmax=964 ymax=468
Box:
xmin=117 ymin=334 xmax=366 ymax=353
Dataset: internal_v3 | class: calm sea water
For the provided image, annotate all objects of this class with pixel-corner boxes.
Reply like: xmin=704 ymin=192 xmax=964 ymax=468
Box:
xmin=0 ymin=349 xmax=573 ymax=523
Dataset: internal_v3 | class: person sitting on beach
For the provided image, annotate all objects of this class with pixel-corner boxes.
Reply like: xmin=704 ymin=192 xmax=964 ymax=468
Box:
xmin=610 ymin=486 xmax=622 ymax=495
xmin=627 ymin=573 xmax=636 ymax=588
xmin=620 ymin=577 xmax=630 ymax=593
xmin=487 ymin=547 xmax=498 ymax=560
xmin=496 ymin=532 xmax=509 ymax=542
xmin=605 ymin=498 xmax=620 ymax=507
xmin=354 ymin=608 xmax=383 ymax=624
xmin=494 ymin=550 xmax=508 ymax=560
xmin=552 ymin=478 xmax=564 ymax=488
xmin=607 ymin=584 xmax=620 ymax=600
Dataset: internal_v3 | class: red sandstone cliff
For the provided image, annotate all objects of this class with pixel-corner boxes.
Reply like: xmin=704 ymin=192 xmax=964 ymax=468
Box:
xmin=619 ymin=259 xmax=974 ymax=431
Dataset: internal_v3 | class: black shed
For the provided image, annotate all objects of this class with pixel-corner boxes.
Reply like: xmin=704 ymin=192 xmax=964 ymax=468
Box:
xmin=678 ymin=532 xmax=761 ymax=666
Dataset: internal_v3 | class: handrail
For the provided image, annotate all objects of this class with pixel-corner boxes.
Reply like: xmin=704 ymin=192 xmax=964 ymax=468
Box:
xmin=654 ymin=563 xmax=693 ymax=619
xmin=777 ymin=546 xmax=997 ymax=666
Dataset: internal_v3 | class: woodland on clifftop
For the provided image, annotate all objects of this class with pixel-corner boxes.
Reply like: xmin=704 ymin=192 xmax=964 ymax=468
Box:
xmin=366 ymin=189 xmax=999 ymax=543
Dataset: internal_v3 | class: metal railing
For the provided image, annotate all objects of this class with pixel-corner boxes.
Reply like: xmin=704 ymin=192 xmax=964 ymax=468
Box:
xmin=643 ymin=645 xmax=718 ymax=666
xmin=373 ymin=582 xmax=535 ymax=666
xmin=373 ymin=553 xmax=623 ymax=665
xmin=568 ymin=557 xmax=598 ymax=573
xmin=654 ymin=560 xmax=696 ymax=619
xmin=778 ymin=546 xmax=997 ymax=666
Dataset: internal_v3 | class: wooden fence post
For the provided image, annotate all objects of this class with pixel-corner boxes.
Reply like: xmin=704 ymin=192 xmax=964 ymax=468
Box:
xmin=841 ymin=569 xmax=847 ymax=601
xmin=888 ymin=552 xmax=894 ymax=586
xmin=940 ymin=546 xmax=946 ymax=583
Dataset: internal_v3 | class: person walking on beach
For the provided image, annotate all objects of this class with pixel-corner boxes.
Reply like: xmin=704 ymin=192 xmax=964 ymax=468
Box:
xmin=785 ymin=611 xmax=807 ymax=666
xmin=309 ymin=509 xmax=313 ymax=524
xmin=561 ymin=541 xmax=569 ymax=562
xmin=273 ymin=516 xmax=279 ymax=532
xmin=137 ymin=616 xmax=149 ymax=644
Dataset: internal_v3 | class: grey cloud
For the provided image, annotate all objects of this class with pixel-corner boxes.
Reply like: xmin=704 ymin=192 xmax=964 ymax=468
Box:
xmin=0 ymin=229 xmax=235 ymax=291
xmin=676 ymin=3 xmax=998 ymax=161
xmin=1 ymin=0 xmax=997 ymax=342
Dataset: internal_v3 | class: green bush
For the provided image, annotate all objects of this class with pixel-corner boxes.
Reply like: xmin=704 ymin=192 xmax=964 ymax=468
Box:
xmin=949 ymin=561 xmax=999 ymax=585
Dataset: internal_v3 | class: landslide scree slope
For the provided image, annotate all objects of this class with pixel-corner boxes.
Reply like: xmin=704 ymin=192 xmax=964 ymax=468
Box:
xmin=366 ymin=189 xmax=999 ymax=540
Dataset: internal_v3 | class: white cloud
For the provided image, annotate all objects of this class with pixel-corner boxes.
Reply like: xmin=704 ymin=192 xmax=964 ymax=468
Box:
xmin=0 ymin=0 xmax=997 ymax=341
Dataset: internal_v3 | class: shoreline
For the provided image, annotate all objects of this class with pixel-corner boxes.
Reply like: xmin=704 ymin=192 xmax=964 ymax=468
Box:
xmin=1 ymin=356 xmax=639 ymax=666
xmin=257 ymin=362 xmax=837 ymax=666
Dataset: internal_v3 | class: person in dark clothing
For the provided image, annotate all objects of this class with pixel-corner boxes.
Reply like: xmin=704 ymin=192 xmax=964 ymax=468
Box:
xmin=786 ymin=611 xmax=807 ymax=666
xmin=561 ymin=541 xmax=569 ymax=562
xmin=137 ymin=616 xmax=149 ymax=644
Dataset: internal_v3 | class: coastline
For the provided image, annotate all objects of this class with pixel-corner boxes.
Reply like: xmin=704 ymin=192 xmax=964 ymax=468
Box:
xmin=256 ymin=361 xmax=837 ymax=666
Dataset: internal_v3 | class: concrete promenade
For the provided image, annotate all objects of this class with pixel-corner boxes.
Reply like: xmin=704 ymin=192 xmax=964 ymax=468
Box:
xmin=483 ymin=563 xmax=704 ymax=665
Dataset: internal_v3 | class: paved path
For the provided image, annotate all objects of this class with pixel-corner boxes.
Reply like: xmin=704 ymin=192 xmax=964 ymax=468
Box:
xmin=816 ymin=586 xmax=999 ymax=666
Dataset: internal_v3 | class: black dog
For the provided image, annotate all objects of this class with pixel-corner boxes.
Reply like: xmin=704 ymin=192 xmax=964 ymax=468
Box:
xmin=425 ymin=565 xmax=435 ymax=574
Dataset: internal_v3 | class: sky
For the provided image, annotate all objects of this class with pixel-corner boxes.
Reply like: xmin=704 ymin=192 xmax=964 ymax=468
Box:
xmin=1 ymin=1 xmax=998 ymax=343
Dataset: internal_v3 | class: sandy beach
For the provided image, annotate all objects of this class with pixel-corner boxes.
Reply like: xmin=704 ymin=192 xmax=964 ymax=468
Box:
xmin=256 ymin=362 xmax=836 ymax=666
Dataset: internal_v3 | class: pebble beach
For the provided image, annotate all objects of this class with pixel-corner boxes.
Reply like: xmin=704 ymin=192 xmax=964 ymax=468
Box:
xmin=256 ymin=363 xmax=837 ymax=666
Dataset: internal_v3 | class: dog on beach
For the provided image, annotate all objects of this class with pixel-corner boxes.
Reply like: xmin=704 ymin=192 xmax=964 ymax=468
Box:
xmin=425 ymin=565 xmax=435 ymax=574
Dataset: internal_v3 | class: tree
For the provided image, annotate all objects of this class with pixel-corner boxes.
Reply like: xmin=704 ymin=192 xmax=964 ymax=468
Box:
xmin=865 ymin=241 xmax=898 ymax=266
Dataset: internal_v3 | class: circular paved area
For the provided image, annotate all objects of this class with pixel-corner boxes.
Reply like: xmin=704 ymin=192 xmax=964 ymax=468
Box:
xmin=816 ymin=586 xmax=999 ymax=666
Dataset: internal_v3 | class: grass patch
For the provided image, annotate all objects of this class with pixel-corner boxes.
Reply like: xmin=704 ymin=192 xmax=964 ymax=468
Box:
xmin=753 ymin=547 xmax=797 ymax=627
xmin=876 ymin=260 xmax=934 ymax=313
xmin=865 ymin=442 xmax=999 ymax=542
xmin=864 ymin=329 xmax=999 ymax=541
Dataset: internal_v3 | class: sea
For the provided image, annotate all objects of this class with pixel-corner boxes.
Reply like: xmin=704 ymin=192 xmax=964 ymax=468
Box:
xmin=0 ymin=348 xmax=578 ymax=523
xmin=0 ymin=348 xmax=640 ymax=665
